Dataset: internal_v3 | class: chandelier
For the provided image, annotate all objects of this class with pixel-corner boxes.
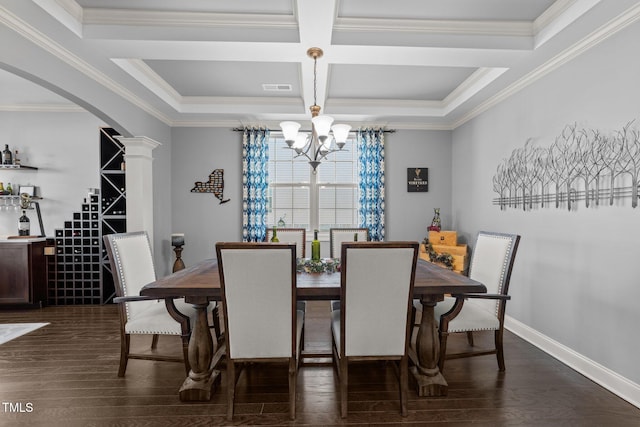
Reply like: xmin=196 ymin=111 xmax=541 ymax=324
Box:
xmin=280 ymin=47 xmax=351 ymax=173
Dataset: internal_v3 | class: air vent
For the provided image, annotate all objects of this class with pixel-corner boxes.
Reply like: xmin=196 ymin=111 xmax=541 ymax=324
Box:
xmin=262 ymin=84 xmax=292 ymax=92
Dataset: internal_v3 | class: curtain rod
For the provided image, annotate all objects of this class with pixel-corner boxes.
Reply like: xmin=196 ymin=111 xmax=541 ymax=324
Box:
xmin=232 ymin=127 xmax=395 ymax=133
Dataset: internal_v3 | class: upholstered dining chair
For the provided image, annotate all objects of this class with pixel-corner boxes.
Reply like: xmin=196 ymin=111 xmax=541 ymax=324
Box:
xmin=329 ymin=227 xmax=369 ymax=258
xmin=331 ymin=241 xmax=419 ymax=418
xmin=414 ymin=231 xmax=520 ymax=372
xmin=104 ymin=231 xmax=216 ymax=376
xmin=329 ymin=228 xmax=370 ymax=312
xmin=265 ymin=227 xmax=306 ymax=258
xmin=216 ymin=242 xmax=304 ymax=421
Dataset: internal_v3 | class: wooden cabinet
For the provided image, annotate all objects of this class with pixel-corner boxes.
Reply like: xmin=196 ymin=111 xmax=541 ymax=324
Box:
xmin=0 ymin=239 xmax=47 ymax=307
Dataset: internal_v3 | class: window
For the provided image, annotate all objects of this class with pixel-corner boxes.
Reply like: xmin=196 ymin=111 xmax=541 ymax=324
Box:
xmin=267 ymin=135 xmax=359 ymax=233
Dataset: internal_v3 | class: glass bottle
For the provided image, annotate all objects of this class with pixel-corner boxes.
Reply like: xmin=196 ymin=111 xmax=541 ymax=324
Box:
xmin=270 ymin=226 xmax=279 ymax=242
xmin=2 ymin=144 xmax=12 ymax=165
xmin=19 ymin=210 xmax=30 ymax=236
xmin=353 ymin=233 xmax=358 ymax=242
xmin=6 ymin=182 xmax=12 ymax=195
xmin=311 ymin=229 xmax=320 ymax=261
xmin=13 ymin=150 xmax=20 ymax=165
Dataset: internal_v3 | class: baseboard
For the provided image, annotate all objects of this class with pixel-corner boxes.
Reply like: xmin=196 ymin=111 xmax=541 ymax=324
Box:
xmin=505 ymin=315 xmax=640 ymax=409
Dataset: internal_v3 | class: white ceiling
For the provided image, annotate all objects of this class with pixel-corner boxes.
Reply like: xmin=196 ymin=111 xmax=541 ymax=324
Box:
xmin=1 ymin=0 xmax=638 ymax=130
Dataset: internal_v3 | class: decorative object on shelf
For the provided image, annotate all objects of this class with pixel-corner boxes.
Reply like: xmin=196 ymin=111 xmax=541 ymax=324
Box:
xmin=493 ymin=121 xmax=640 ymax=210
xmin=18 ymin=185 xmax=34 ymax=198
xmin=311 ymin=229 xmax=320 ymax=261
xmin=279 ymin=47 xmax=351 ymax=173
xmin=296 ymin=258 xmax=340 ymax=274
xmin=2 ymin=144 xmax=12 ymax=165
xmin=277 ymin=214 xmax=286 ymax=227
xmin=428 ymin=208 xmax=441 ymax=232
xmin=191 ymin=169 xmax=230 ymax=204
xmin=421 ymin=239 xmax=453 ymax=270
xmin=171 ymin=233 xmax=186 ymax=273
xmin=407 ymin=167 xmax=428 ymax=192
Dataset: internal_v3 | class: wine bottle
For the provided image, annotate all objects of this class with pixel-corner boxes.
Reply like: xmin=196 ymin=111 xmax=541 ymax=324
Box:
xmin=354 ymin=233 xmax=358 ymax=242
xmin=311 ymin=229 xmax=320 ymax=260
xmin=270 ymin=226 xmax=279 ymax=242
xmin=6 ymin=182 xmax=12 ymax=195
xmin=2 ymin=144 xmax=12 ymax=165
xmin=19 ymin=210 xmax=30 ymax=236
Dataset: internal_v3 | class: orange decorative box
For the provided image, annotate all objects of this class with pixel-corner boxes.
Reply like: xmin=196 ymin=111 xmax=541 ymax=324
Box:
xmin=428 ymin=230 xmax=457 ymax=246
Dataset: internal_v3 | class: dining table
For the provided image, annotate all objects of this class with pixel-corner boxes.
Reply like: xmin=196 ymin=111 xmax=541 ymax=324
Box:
xmin=140 ymin=257 xmax=486 ymax=401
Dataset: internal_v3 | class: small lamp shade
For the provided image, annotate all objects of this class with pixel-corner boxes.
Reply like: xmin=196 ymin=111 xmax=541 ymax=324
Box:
xmin=280 ymin=121 xmax=301 ymax=145
xmin=312 ymin=115 xmax=334 ymax=142
xmin=331 ymin=124 xmax=351 ymax=143
xmin=171 ymin=233 xmax=185 ymax=247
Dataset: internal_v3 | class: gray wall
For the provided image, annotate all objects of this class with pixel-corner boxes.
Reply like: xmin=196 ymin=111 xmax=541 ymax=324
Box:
xmin=169 ymin=128 xmax=453 ymax=267
xmin=0 ymin=111 xmax=104 ymax=237
xmin=452 ymin=18 xmax=640 ymax=385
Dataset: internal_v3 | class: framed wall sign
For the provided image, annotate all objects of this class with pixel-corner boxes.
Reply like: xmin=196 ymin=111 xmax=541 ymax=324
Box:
xmin=407 ymin=167 xmax=428 ymax=192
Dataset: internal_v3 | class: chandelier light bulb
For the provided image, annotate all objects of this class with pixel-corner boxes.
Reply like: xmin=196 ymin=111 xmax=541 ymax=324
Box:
xmin=331 ymin=124 xmax=351 ymax=146
xmin=311 ymin=115 xmax=334 ymax=143
xmin=280 ymin=121 xmax=301 ymax=146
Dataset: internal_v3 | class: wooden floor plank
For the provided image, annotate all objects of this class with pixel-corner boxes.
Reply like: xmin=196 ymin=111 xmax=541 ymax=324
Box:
xmin=0 ymin=302 xmax=639 ymax=426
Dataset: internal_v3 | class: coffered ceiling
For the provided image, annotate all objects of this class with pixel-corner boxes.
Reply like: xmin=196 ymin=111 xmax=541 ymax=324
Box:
xmin=2 ymin=0 xmax=639 ymax=130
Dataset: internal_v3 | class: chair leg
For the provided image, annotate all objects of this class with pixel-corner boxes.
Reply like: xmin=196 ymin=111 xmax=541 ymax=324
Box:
xmin=118 ymin=333 xmax=130 ymax=377
xmin=211 ymin=304 xmax=221 ymax=342
xmin=227 ymin=359 xmax=236 ymax=420
xmin=151 ymin=334 xmax=159 ymax=349
xmin=340 ymin=357 xmax=348 ymax=418
xmin=495 ymin=329 xmax=506 ymax=371
xmin=399 ymin=355 xmax=408 ymax=417
xmin=466 ymin=331 xmax=474 ymax=347
xmin=438 ymin=331 xmax=449 ymax=373
xmin=288 ymin=357 xmax=296 ymax=420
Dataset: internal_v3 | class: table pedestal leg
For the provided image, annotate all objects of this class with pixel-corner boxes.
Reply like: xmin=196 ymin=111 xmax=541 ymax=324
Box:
xmin=179 ymin=300 xmax=220 ymax=401
xmin=411 ymin=295 xmax=448 ymax=396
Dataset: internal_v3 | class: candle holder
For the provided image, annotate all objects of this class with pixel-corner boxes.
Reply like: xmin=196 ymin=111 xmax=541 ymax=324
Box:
xmin=171 ymin=233 xmax=185 ymax=273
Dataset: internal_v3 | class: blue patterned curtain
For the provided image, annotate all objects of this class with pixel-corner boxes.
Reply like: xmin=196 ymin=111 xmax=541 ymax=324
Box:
xmin=242 ymin=128 xmax=269 ymax=242
xmin=357 ymin=129 xmax=385 ymax=241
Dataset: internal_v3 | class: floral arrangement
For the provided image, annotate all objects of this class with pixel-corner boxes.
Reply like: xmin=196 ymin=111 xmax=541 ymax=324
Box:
xmin=297 ymin=258 xmax=341 ymax=274
xmin=422 ymin=238 xmax=454 ymax=270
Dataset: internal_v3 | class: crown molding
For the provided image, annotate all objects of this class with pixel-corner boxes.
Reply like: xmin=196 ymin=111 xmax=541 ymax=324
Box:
xmin=1 ymin=6 xmax=172 ymax=125
xmin=83 ymin=9 xmax=297 ymax=30
xmin=0 ymin=103 xmax=86 ymax=113
xmin=452 ymin=1 xmax=640 ymax=130
xmin=32 ymin=0 xmax=83 ymax=37
xmin=334 ymin=17 xmax=532 ymax=37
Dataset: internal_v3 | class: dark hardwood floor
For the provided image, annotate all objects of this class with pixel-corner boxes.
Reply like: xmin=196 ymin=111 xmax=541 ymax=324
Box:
xmin=1 ymin=302 xmax=639 ymax=426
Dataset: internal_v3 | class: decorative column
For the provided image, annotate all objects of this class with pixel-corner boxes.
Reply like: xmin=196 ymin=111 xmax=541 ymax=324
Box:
xmin=115 ymin=136 xmax=161 ymax=244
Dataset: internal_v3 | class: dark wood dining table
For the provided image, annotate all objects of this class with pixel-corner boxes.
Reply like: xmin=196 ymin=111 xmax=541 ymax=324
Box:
xmin=140 ymin=257 xmax=486 ymax=401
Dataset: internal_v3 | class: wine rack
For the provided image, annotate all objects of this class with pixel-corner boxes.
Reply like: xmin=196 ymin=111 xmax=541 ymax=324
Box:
xmin=46 ymin=127 xmax=126 ymax=305
xmin=48 ymin=195 xmax=102 ymax=304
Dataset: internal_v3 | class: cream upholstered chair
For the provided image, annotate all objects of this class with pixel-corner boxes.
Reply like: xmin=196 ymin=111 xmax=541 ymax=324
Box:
xmin=216 ymin=242 xmax=304 ymax=421
xmin=104 ymin=231 xmax=216 ymax=376
xmin=329 ymin=227 xmax=369 ymax=258
xmin=331 ymin=241 xmax=419 ymax=418
xmin=265 ymin=227 xmax=306 ymax=258
xmin=415 ymin=231 xmax=520 ymax=372
xmin=329 ymin=228 xmax=370 ymax=312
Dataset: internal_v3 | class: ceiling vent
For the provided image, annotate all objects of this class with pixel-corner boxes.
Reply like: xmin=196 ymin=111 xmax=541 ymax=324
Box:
xmin=262 ymin=83 xmax=292 ymax=92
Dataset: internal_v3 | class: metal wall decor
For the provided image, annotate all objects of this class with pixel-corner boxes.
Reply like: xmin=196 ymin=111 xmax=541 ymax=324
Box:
xmin=191 ymin=169 xmax=230 ymax=204
xmin=492 ymin=121 xmax=640 ymax=210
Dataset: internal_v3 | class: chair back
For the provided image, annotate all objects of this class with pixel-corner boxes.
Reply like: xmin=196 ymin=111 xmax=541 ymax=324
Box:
xmin=216 ymin=242 xmax=297 ymax=359
xmin=330 ymin=228 xmax=369 ymax=258
xmin=467 ymin=231 xmax=521 ymax=316
xmin=103 ymin=231 xmax=157 ymax=321
xmin=340 ymin=241 xmax=418 ymax=357
xmin=265 ymin=227 xmax=306 ymax=258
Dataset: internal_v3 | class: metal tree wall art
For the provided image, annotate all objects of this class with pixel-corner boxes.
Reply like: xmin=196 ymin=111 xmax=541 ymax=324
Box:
xmin=492 ymin=121 xmax=640 ymax=210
